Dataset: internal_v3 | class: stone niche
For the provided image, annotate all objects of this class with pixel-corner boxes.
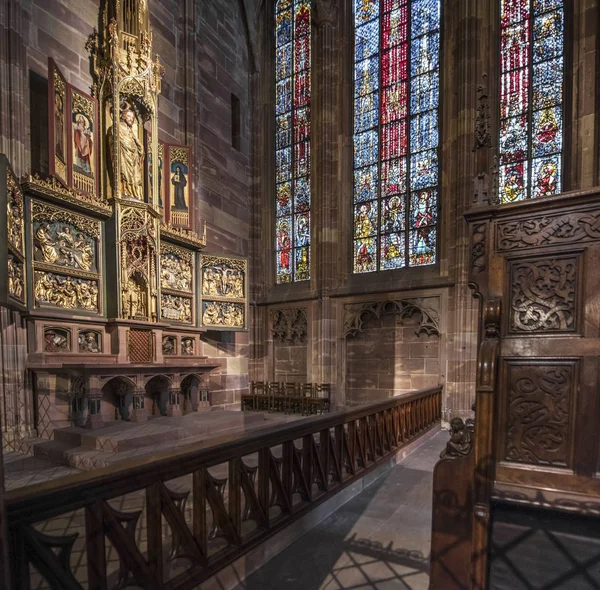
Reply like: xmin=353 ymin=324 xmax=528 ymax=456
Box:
xmin=270 ymin=307 xmax=308 ymax=383
xmin=344 ymin=298 xmax=441 ymax=404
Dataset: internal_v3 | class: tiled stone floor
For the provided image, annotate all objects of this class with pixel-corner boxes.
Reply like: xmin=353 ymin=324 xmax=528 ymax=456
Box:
xmin=3 ymin=451 xmax=81 ymax=491
xmin=237 ymin=430 xmax=446 ymax=590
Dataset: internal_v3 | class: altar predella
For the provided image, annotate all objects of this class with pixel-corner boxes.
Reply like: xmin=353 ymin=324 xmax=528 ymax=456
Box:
xmin=0 ymin=0 xmax=248 ymax=436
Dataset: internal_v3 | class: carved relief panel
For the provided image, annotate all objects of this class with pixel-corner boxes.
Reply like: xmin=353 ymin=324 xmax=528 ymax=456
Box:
xmin=120 ymin=206 xmax=158 ymax=321
xmin=508 ymin=253 xmax=581 ymax=335
xmin=3 ymin=160 xmax=26 ymax=308
xmin=503 ymin=360 xmax=577 ymax=469
xmin=160 ymin=242 xmax=194 ymax=324
xmin=200 ymin=254 xmax=247 ymax=330
xmin=31 ymin=200 xmax=101 ymax=314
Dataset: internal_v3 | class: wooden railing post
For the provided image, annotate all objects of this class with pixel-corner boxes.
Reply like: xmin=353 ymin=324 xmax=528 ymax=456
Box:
xmin=192 ymin=470 xmax=208 ymax=557
xmin=229 ymin=459 xmax=242 ymax=543
xmin=146 ymin=483 xmax=163 ymax=583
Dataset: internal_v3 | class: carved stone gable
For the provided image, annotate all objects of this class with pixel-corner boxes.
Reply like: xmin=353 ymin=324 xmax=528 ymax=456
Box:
xmin=270 ymin=308 xmax=308 ymax=344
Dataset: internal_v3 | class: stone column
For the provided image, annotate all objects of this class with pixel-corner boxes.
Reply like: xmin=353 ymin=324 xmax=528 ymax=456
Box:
xmin=0 ymin=0 xmax=28 ymax=176
xmin=131 ymin=390 xmax=147 ymax=423
xmin=167 ymin=388 xmax=182 ymax=417
xmin=442 ymin=0 xmax=489 ymax=422
xmin=312 ymin=0 xmax=339 ymax=396
xmin=85 ymin=395 xmax=103 ymax=430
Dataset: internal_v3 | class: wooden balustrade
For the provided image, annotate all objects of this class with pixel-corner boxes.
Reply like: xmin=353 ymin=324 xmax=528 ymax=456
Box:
xmin=5 ymin=386 xmax=442 ymax=589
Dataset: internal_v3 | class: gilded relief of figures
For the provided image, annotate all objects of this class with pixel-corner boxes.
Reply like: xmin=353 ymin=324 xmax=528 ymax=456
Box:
xmin=7 ymin=172 xmax=24 ymax=256
xmin=34 ymin=222 xmax=96 ymax=272
xmin=202 ymin=301 xmax=244 ymax=328
xmin=201 ymin=257 xmax=245 ymax=299
xmin=8 ymin=256 xmax=24 ymax=303
xmin=34 ymin=271 xmax=99 ymax=312
xmin=70 ymin=88 xmax=97 ymax=197
xmin=161 ymin=294 xmax=192 ymax=323
xmin=122 ymin=273 xmax=148 ymax=320
xmin=109 ymin=103 xmax=145 ymax=200
xmin=160 ymin=248 xmax=193 ymax=293
xmin=78 ymin=330 xmax=100 ymax=352
xmin=44 ymin=328 xmax=70 ymax=352
xmin=162 ymin=335 xmax=176 ymax=355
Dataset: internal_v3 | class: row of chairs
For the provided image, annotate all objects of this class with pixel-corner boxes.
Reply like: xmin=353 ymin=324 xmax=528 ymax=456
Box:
xmin=242 ymin=381 xmax=331 ymax=415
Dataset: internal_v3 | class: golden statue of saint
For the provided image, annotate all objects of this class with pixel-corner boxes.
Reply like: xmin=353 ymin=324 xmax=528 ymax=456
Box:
xmin=110 ymin=107 xmax=144 ymax=199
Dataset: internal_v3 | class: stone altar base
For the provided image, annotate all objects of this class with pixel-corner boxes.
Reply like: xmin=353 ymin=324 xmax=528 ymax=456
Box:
xmin=32 ymin=411 xmax=281 ymax=471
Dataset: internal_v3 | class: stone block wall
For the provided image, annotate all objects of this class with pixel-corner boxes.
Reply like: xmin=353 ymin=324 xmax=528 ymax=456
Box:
xmin=274 ymin=342 xmax=308 ymax=383
xmin=346 ymin=312 xmax=440 ymax=404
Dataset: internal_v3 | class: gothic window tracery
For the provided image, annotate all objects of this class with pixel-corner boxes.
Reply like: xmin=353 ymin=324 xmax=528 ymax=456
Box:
xmin=275 ymin=0 xmax=311 ymax=284
xmin=499 ymin=0 xmax=564 ymax=203
xmin=353 ymin=0 xmax=441 ymax=273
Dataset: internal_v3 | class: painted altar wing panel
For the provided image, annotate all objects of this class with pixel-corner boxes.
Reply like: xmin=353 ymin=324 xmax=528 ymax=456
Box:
xmin=165 ymin=144 xmax=193 ymax=230
xmin=68 ymin=85 xmax=99 ymax=199
xmin=48 ymin=59 xmax=69 ymax=187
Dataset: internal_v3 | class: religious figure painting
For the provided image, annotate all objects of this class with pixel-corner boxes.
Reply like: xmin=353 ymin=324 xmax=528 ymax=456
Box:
xmin=69 ymin=87 xmax=98 ymax=197
xmin=48 ymin=59 xmax=68 ymax=186
xmin=166 ymin=144 xmax=192 ymax=229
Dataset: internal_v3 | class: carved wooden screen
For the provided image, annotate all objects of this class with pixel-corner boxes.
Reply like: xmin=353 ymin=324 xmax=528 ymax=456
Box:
xmin=467 ymin=189 xmax=600 ymax=499
xmin=129 ymin=329 xmax=153 ymax=363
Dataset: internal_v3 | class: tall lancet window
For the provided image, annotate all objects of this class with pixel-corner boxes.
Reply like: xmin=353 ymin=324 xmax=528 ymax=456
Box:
xmin=353 ymin=0 xmax=441 ymax=274
xmin=275 ymin=0 xmax=311 ymax=284
xmin=499 ymin=0 xmax=564 ymax=203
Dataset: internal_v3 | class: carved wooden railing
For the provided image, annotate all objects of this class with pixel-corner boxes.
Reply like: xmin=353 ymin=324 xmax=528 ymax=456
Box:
xmin=5 ymin=386 xmax=442 ymax=589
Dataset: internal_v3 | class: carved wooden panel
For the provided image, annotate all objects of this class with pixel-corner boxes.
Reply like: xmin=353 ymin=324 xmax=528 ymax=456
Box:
xmin=496 ymin=209 xmax=600 ymax=252
xmin=508 ymin=254 xmax=579 ymax=334
xmin=504 ymin=361 xmax=577 ymax=468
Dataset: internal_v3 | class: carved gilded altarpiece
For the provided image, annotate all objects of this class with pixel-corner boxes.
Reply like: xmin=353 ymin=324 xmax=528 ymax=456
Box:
xmin=200 ymin=255 xmax=247 ymax=329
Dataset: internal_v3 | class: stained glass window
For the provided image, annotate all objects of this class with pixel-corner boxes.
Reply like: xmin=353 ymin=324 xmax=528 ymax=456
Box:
xmin=353 ymin=0 xmax=441 ymax=274
xmin=499 ymin=0 xmax=564 ymax=203
xmin=275 ymin=0 xmax=311 ymax=284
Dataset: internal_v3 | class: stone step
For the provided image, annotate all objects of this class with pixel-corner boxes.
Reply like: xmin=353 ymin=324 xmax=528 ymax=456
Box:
xmin=53 ymin=410 xmax=268 ymax=452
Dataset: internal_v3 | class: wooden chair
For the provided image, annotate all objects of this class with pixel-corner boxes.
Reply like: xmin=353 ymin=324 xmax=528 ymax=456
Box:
xmin=300 ymin=382 xmax=313 ymax=415
xmin=267 ymin=381 xmax=283 ymax=412
xmin=283 ymin=382 xmax=303 ymax=414
xmin=252 ymin=381 xmax=266 ymax=411
xmin=308 ymin=383 xmax=331 ymax=415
